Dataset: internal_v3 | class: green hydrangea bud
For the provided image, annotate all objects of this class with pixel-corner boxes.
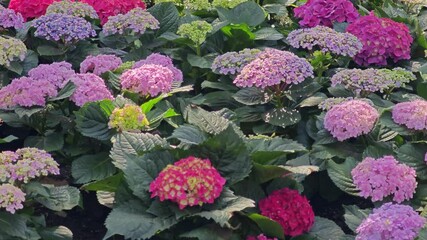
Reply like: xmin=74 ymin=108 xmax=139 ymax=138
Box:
xmin=183 ymin=0 xmax=211 ymax=10
xmin=177 ymin=20 xmax=212 ymax=45
xmin=109 ymin=104 xmax=149 ymax=131
xmin=114 ymin=61 xmax=135 ymax=74
xmin=0 ymin=36 xmax=27 ymax=67
xmin=212 ymin=0 xmax=247 ymax=8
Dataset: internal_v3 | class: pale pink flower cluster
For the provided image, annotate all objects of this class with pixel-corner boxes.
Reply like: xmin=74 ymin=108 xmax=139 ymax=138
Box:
xmin=69 ymin=73 xmax=114 ymax=107
xmin=80 ymin=54 xmax=123 ymax=76
xmin=392 ymin=100 xmax=427 ymax=130
xmin=0 ymin=184 xmax=25 ymax=214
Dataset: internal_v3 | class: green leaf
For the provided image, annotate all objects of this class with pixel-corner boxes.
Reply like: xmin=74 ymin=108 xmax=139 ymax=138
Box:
xmin=0 ymin=135 xmax=18 ymax=144
xmin=233 ymin=87 xmax=271 ymax=105
xmin=21 ymin=50 xmax=39 ymax=75
xmin=149 ymin=3 xmax=180 ymax=36
xmin=180 ymin=225 xmax=238 ymax=240
xmin=75 ymin=100 xmax=115 ymax=141
xmin=0 ymin=212 xmax=28 ymax=239
xmin=397 ymin=143 xmax=427 ymax=180
xmin=71 ymin=152 xmax=116 ymax=184
xmin=298 ymin=217 xmax=346 ymax=240
xmin=35 ymin=185 xmax=81 ymax=211
xmin=246 ymin=137 xmax=307 ymax=164
xmin=299 ymin=93 xmax=328 ymax=108
xmin=326 ymin=158 xmax=359 ymax=196
xmin=170 ymin=124 xmax=207 ymax=146
xmin=37 ymin=45 xmax=66 ymax=56
xmin=252 ymin=163 xmax=291 ymax=183
xmin=379 ymin=111 xmax=412 ymax=136
xmin=254 ymin=27 xmax=284 ymax=40
xmin=14 ymin=107 xmax=44 ymax=118
xmin=24 ymin=132 xmax=64 ymax=152
xmin=141 ymin=95 xmax=165 ymax=113
xmin=49 ymin=82 xmax=76 ymax=101
xmin=217 ymin=2 xmax=266 ymax=27
xmin=248 ymin=213 xmax=285 ymax=239
xmin=81 ymin=173 xmax=124 ymax=192
xmin=262 ymin=107 xmax=301 ymax=128
xmin=38 ymin=226 xmax=73 ymax=240
xmin=187 ymin=54 xmax=213 ymax=69
xmin=362 ymin=145 xmax=394 ymax=159
xmin=5 ymin=61 xmax=23 ymax=74
xmin=185 ymin=106 xmax=230 ymax=135
xmin=343 ymin=205 xmax=370 ymax=232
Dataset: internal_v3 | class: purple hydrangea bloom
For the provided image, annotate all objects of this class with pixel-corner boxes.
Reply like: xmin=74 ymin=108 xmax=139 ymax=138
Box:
xmin=324 ymin=99 xmax=379 ymax=141
xmin=0 ymin=184 xmax=25 ymax=214
xmin=356 ymin=203 xmax=425 ymax=240
xmin=287 ymin=26 xmax=363 ymax=57
xmin=234 ymin=48 xmax=314 ymax=88
xmin=0 ymin=6 xmax=24 ymax=29
xmin=212 ymin=48 xmax=262 ymax=75
xmin=425 ymin=152 xmax=427 ymax=164
xmin=69 ymin=73 xmax=114 ymax=107
xmin=133 ymin=53 xmax=183 ymax=82
xmin=351 ymin=156 xmax=417 ymax=203
xmin=32 ymin=13 xmax=96 ymax=44
xmin=80 ymin=54 xmax=123 ymax=76
xmin=46 ymin=0 xmax=98 ymax=19
xmin=28 ymin=61 xmax=76 ymax=88
xmin=102 ymin=8 xmax=159 ymax=36
xmin=392 ymin=100 xmax=427 ymax=130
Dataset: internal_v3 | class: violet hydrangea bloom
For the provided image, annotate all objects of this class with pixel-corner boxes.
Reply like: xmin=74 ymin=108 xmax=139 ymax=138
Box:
xmin=212 ymin=48 xmax=262 ymax=75
xmin=392 ymin=100 xmax=427 ymax=130
xmin=102 ymin=8 xmax=159 ymax=36
xmin=294 ymin=0 xmax=359 ymax=27
xmin=46 ymin=0 xmax=98 ymax=19
xmin=80 ymin=54 xmax=123 ymax=76
xmin=287 ymin=26 xmax=363 ymax=57
xmin=0 ymin=36 xmax=26 ymax=67
xmin=247 ymin=234 xmax=278 ymax=240
xmin=0 ymin=184 xmax=25 ymax=214
xmin=133 ymin=53 xmax=183 ymax=82
xmin=234 ymin=48 xmax=313 ymax=88
xmin=351 ymin=156 xmax=417 ymax=203
xmin=69 ymin=73 xmax=113 ymax=107
xmin=324 ymin=100 xmax=379 ymax=141
xmin=0 ymin=6 xmax=24 ymax=29
xmin=28 ymin=61 xmax=76 ymax=88
xmin=356 ymin=203 xmax=425 ymax=240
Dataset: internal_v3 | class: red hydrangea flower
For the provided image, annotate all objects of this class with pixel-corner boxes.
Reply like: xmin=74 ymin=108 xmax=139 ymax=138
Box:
xmin=8 ymin=0 xmax=59 ymax=21
xmin=81 ymin=0 xmax=146 ymax=24
xmin=259 ymin=188 xmax=314 ymax=237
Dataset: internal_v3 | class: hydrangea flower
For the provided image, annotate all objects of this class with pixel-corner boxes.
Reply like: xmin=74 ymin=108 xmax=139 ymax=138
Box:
xmin=80 ymin=55 xmax=123 ymax=76
xmin=32 ymin=13 xmax=96 ymax=44
xmin=259 ymin=188 xmax=314 ymax=237
xmin=108 ymin=104 xmax=149 ymax=131
xmin=0 ymin=6 xmax=24 ymax=29
xmin=0 ymin=36 xmax=26 ymax=67
xmin=28 ymin=61 xmax=76 ymax=88
xmin=425 ymin=152 xmax=427 ymax=164
xmin=392 ymin=100 xmax=427 ymax=130
xmin=149 ymin=156 xmax=226 ymax=209
xmin=356 ymin=203 xmax=425 ymax=240
xmin=234 ymin=48 xmax=314 ymax=88
xmin=318 ymin=97 xmax=353 ymax=111
xmin=347 ymin=12 xmax=413 ymax=66
xmin=183 ymin=0 xmax=211 ymax=10
xmin=121 ymin=64 xmax=175 ymax=97
xmin=212 ymin=48 xmax=261 ymax=75
xmin=69 ymin=74 xmax=114 ymax=107
xmin=133 ymin=53 xmax=183 ymax=82
xmin=81 ymin=0 xmax=146 ymax=25
xmin=102 ymin=8 xmax=159 ymax=36
xmin=177 ymin=20 xmax=212 ymax=45
xmin=324 ymin=100 xmax=379 ymax=141
xmin=294 ymin=0 xmax=359 ymax=27
xmin=46 ymin=0 xmax=98 ymax=19
xmin=351 ymin=156 xmax=417 ymax=203
xmin=0 ymin=184 xmax=25 ymax=214
xmin=246 ymin=234 xmax=278 ymax=240
xmin=212 ymin=0 xmax=248 ymax=8
xmin=287 ymin=26 xmax=363 ymax=57
xmin=8 ymin=0 xmax=59 ymax=20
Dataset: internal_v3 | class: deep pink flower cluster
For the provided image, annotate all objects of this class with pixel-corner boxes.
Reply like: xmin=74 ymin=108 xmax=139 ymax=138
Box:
xmin=8 ymin=0 xmax=59 ymax=20
xmin=28 ymin=61 xmax=75 ymax=88
xmin=0 ymin=184 xmax=25 ymax=214
xmin=294 ymin=0 xmax=359 ymax=27
xmin=356 ymin=203 xmax=425 ymax=240
xmin=0 ymin=6 xmax=24 ymax=29
xmin=259 ymin=188 xmax=314 ymax=237
xmin=80 ymin=0 xmax=146 ymax=25
xmin=392 ymin=100 xmax=427 ymax=130
xmin=69 ymin=73 xmax=114 ymax=107
xmin=246 ymin=234 xmax=278 ymax=240
xmin=80 ymin=54 xmax=123 ymax=76
xmin=121 ymin=64 xmax=175 ymax=97
xmin=324 ymin=100 xmax=379 ymax=141
xmin=234 ymin=48 xmax=313 ymax=89
xmin=149 ymin=156 xmax=226 ymax=209
xmin=133 ymin=53 xmax=183 ymax=82
xmin=351 ymin=156 xmax=417 ymax=203
xmin=347 ymin=12 xmax=413 ymax=66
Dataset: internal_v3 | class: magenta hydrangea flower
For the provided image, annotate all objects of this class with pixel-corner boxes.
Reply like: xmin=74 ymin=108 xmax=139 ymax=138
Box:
xmin=347 ymin=12 xmax=413 ymax=66
xmin=212 ymin=48 xmax=262 ymax=75
xmin=247 ymin=234 xmax=278 ymax=240
xmin=392 ymin=100 xmax=427 ymax=130
xmin=356 ymin=203 xmax=425 ymax=240
xmin=0 ymin=6 xmax=24 ymax=29
xmin=121 ymin=64 xmax=175 ymax=97
xmin=234 ymin=48 xmax=313 ymax=89
xmin=0 ymin=184 xmax=25 ymax=214
xmin=69 ymin=73 xmax=114 ymax=107
xmin=425 ymin=152 xmax=427 ymax=164
xmin=294 ymin=0 xmax=359 ymax=27
xmin=149 ymin=156 xmax=226 ymax=209
xmin=102 ymin=8 xmax=159 ymax=36
xmin=80 ymin=54 xmax=123 ymax=76
xmin=133 ymin=53 xmax=183 ymax=82
xmin=324 ymin=100 xmax=379 ymax=141
xmin=351 ymin=156 xmax=417 ymax=203
xmin=28 ymin=61 xmax=76 ymax=88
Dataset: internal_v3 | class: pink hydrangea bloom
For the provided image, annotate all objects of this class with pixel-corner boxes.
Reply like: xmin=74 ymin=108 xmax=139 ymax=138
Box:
xmin=149 ymin=156 xmax=226 ymax=209
xmin=425 ymin=152 xmax=427 ymax=164
xmin=347 ymin=12 xmax=413 ymax=66
xmin=324 ymin=100 xmax=379 ymax=141
xmin=134 ymin=53 xmax=183 ymax=82
xmin=80 ymin=54 xmax=123 ymax=76
xmin=0 ymin=6 xmax=24 ymax=29
xmin=0 ymin=184 xmax=25 ymax=214
xmin=80 ymin=0 xmax=146 ymax=25
xmin=69 ymin=73 xmax=114 ymax=107
xmin=121 ymin=64 xmax=175 ymax=97
xmin=28 ymin=61 xmax=75 ymax=88
xmin=294 ymin=0 xmax=359 ymax=27
xmin=8 ymin=0 xmax=59 ymax=21
xmin=247 ymin=234 xmax=278 ymax=240
xmin=351 ymin=156 xmax=417 ymax=203
xmin=392 ymin=100 xmax=427 ymax=130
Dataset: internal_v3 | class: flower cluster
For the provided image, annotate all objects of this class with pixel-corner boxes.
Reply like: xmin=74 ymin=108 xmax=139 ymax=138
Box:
xmin=318 ymin=97 xmax=353 ymax=111
xmin=177 ymin=20 xmax=212 ymax=45
xmin=133 ymin=53 xmax=183 ymax=82
xmin=80 ymin=0 xmax=146 ymax=24
xmin=46 ymin=0 xmax=98 ymax=19
xmin=121 ymin=64 xmax=175 ymax=97
xmin=149 ymin=156 xmax=226 ymax=209
xmin=356 ymin=203 xmax=425 ymax=240
xmin=294 ymin=0 xmax=359 ymax=27
xmin=259 ymin=188 xmax=314 ymax=237
xmin=183 ymin=0 xmax=211 ymax=10
xmin=80 ymin=55 xmax=123 ymax=76
xmin=102 ymin=8 xmax=159 ymax=36
xmin=32 ymin=13 xmax=96 ymax=44
xmin=212 ymin=0 xmax=248 ymax=8
xmin=287 ymin=26 xmax=363 ymax=57
xmin=212 ymin=48 xmax=262 ymax=75
xmin=324 ymin=100 xmax=379 ymax=141
xmin=246 ymin=234 xmax=278 ymax=240
xmin=0 ymin=36 xmax=26 ymax=67
xmin=351 ymin=156 xmax=417 ymax=203
xmin=28 ymin=61 xmax=76 ymax=88
xmin=69 ymin=74 xmax=113 ymax=107
xmin=392 ymin=100 xmax=427 ymax=130
xmin=425 ymin=152 xmax=427 ymax=164
xmin=234 ymin=48 xmax=314 ymax=88
xmin=0 ymin=184 xmax=25 ymax=214
xmin=347 ymin=12 xmax=413 ymax=66
xmin=108 ymin=104 xmax=149 ymax=131
xmin=0 ymin=6 xmax=24 ymax=29
xmin=7 ymin=0 xmax=59 ymax=20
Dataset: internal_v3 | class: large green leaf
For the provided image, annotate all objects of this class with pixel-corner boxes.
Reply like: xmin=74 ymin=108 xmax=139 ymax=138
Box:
xmin=71 ymin=152 xmax=116 ymax=184
xmin=38 ymin=226 xmax=73 ymax=240
xmin=24 ymin=132 xmax=64 ymax=152
xmin=343 ymin=205 xmax=370 ymax=232
xmin=185 ymin=106 xmax=230 ymax=135
xmin=169 ymin=124 xmax=207 ymax=147
xmin=149 ymin=3 xmax=179 ymax=36
xmin=254 ymin=27 xmax=284 ymax=41
xmin=262 ymin=107 xmax=301 ymax=128
xmin=379 ymin=111 xmax=412 ymax=136
xmin=34 ymin=185 xmax=81 ymax=211
xmin=49 ymin=82 xmax=76 ymax=101
xmin=248 ymin=214 xmax=285 ymax=239
xmin=81 ymin=173 xmax=124 ymax=192
xmin=397 ymin=143 xmax=427 ymax=180
xmin=217 ymin=2 xmax=266 ymax=27
xmin=180 ymin=225 xmax=239 ymax=240
xmin=246 ymin=137 xmax=306 ymax=164
xmin=233 ymin=88 xmax=271 ymax=105
xmin=75 ymin=100 xmax=115 ymax=141
xmin=326 ymin=158 xmax=359 ymax=196
xmin=293 ymin=217 xmax=346 ymax=240
xmin=0 ymin=212 xmax=28 ymax=239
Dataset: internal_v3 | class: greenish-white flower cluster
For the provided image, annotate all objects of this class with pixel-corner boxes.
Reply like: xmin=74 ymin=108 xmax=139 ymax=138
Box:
xmin=177 ymin=20 xmax=212 ymax=45
xmin=0 ymin=36 xmax=26 ymax=67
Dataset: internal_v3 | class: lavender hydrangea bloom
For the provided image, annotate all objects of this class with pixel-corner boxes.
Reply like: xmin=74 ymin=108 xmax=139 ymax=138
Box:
xmin=351 ymin=156 xmax=417 ymax=203
xmin=392 ymin=100 xmax=427 ymax=130
xmin=356 ymin=203 xmax=425 ymax=240
xmin=318 ymin=97 xmax=354 ymax=111
xmin=32 ymin=13 xmax=96 ymax=44
xmin=234 ymin=48 xmax=314 ymax=88
xmin=133 ymin=53 xmax=183 ymax=82
xmin=0 ymin=184 xmax=25 ymax=214
xmin=0 ymin=36 xmax=26 ymax=67
xmin=102 ymin=8 xmax=159 ymax=36
xmin=287 ymin=26 xmax=363 ymax=57
xmin=80 ymin=55 xmax=123 ymax=76
xmin=0 ymin=6 xmax=24 ymax=29
xmin=46 ymin=0 xmax=98 ymax=19
xmin=28 ymin=61 xmax=76 ymax=88
xmin=69 ymin=74 xmax=114 ymax=107
xmin=212 ymin=48 xmax=261 ymax=75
